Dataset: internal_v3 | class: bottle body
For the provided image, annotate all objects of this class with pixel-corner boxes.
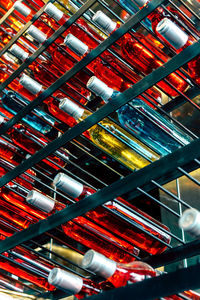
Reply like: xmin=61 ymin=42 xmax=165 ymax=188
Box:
xmin=117 ymin=99 xmax=193 ymax=156
xmin=1 ymin=89 xmax=55 ymax=134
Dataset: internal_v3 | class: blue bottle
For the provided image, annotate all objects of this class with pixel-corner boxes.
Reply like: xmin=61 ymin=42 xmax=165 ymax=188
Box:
xmin=1 ymin=90 xmax=55 ymax=135
xmin=87 ymin=77 xmax=193 ymax=156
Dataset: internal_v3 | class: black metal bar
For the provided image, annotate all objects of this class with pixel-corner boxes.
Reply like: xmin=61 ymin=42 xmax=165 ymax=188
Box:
xmin=144 ymin=239 xmax=200 ymax=268
xmin=0 ymin=137 xmax=200 ymax=253
xmin=85 ymin=263 xmax=200 ymax=300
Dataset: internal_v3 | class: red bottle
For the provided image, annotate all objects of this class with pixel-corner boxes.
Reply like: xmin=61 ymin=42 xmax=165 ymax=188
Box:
xmin=26 ymin=190 xmax=139 ymax=263
xmin=48 ymin=268 xmax=100 ymax=299
xmin=62 ymin=33 xmax=162 ymax=105
xmin=9 ymin=43 xmax=91 ymax=102
xmin=82 ymin=249 xmax=156 ymax=289
xmin=1 ymin=0 xmax=44 ymax=10
xmin=18 ymin=73 xmax=88 ymax=124
xmin=0 ymin=224 xmax=54 ymax=291
xmin=92 ymin=11 xmax=189 ymax=97
xmin=53 ymin=172 xmax=171 ymax=255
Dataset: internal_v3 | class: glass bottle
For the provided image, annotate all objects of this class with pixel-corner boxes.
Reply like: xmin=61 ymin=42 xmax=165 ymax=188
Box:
xmin=82 ymin=249 xmax=156 ymax=289
xmin=59 ymin=98 xmax=160 ymax=170
xmin=27 ymin=190 xmax=140 ymax=263
xmin=1 ymin=117 xmax=69 ymax=172
xmin=0 ymin=224 xmax=54 ymax=291
xmin=48 ymin=268 xmax=100 ymax=299
xmin=1 ymin=89 xmax=56 ymax=134
xmin=53 ymin=172 xmax=171 ymax=255
xmin=92 ymin=11 xmax=189 ymax=97
xmin=60 ymin=33 xmax=161 ymax=106
xmin=9 ymin=43 xmax=91 ymax=101
xmin=87 ymin=76 xmax=193 ymax=156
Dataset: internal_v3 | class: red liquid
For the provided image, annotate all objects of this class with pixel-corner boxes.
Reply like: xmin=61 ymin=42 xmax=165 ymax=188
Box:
xmin=147 ymin=6 xmax=199 ymax=86
xmin=1 ymin=0 xmax=44 ymax=10
xmin=120 ymin=32 xmax=188 ymax=97
xmin=75 ymin=278 xmax=100 ymax=299
xmin=8 ymin=123 xmax=68 ymax=172
xmin=100 ymin=261 xmax=156 ymax=289
xmin=0 ymin=226 xmax=54 ymax=291
xmin=69 ymin=186 xmax=171 ymax=255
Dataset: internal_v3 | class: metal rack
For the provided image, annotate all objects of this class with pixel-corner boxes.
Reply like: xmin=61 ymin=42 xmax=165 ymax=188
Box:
xmin=0 ymin=0 xmax=200 ymax=298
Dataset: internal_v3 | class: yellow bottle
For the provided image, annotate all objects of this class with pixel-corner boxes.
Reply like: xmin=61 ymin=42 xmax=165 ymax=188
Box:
xmin=59 ymin=98 xmax=160 ymax=171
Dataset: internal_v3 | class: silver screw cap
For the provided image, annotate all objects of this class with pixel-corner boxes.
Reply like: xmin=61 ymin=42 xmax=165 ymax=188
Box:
xmin=26 ymin=190 xmax=55 ymax=213
xmin=82 ymin=250 xmax=116 ymax=279
xmin=19 ymin=74 xmax=42 ymax=95
xmin=92 ymin=11 xmax=116 ymax=34
xmin=26 ymin=25 xmax=47 ymax=44
xmin=44 ymin=3 xmax=63 ymax=22
xmin=13 ymin=1 xmax=31 ymax=17
xmin=87 ymin=76 xmax=113 ymax=102
xmin=10 ymin=44 xmax=29 ymax=61
xmin=64 ymin=34 xmax=88 ymax=57
xmin=59 ymin=98 xmax=84 ymax=120
xmin=179 ymin=208 xmax=200 ymax=237
xmin=48 ymin=268 xmax=83 ymax=294
xmin=156 ymin=18 xmax=188 ymax=50
xmin=53 ymin=173 xmax=83 ymax=198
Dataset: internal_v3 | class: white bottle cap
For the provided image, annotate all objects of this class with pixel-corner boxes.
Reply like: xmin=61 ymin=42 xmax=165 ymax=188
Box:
xmin=44 ymin=3 xmax=63 ymax=22
xmin=133 ymin=0 xmax=148 ymax=7
xmin=87 ymin=76 xmax=113 ymax=102
xmin=179 ymin=208 xmax=200 ymax=237
xmin=92 ymin=11 xmax=116 ymax=34
xmin=0 ymin=116 xmax=5 ymax=124
xmin=53 ymin=173 xmax=83 ymax=198
xmin=59 ymin=98 xmax=84 ymax=120
xmin=13 ymin=1 xmax=31 ymax=17
xmin=26 ymin=25 xmax=47 ymax=44
xmin=10 ymin=44 xmax=29 ymax=61
xmin=19 ymin=74 xmax=42 ymax=94
xmin=26 ymin=190 xmax=55 ymax=213
xmin=64 ymin=34 xmax=88 ymax=57
xmin=156 ymin=18 xmax=188 ymax=50
xmin=82 ymin=250 xmax=116 ymax=279
xmin=48 ymin=268 xmax=83 ymax=294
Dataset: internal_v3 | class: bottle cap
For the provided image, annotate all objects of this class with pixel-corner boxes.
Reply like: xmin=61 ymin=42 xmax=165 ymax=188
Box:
xmin=87 ymin=76 xmax=113 ymax=102
xmin=13 ymin=1 xmax=31 ymax=17
xmin=9 ymin=44 xmax=29 ymax=61
xmin=48 ymin=268 xmax=83 ymax=294
xmin=133 ymin=0 xmax=148 ymax=7
xmin=44 ymin=3 xmax=63 ymax=22
xmin=156 ymin=18 xmax=188 ymax=50
xmin=64 ymin=34 xmax=88 ymax=57
xmin=19 ymin=74 xmax=42 ymax=95
xmin=92 ymin=11 xmax=116 ymax=34
xmin=59 ymin=98 xmax=84 ymax=120
xmin=26 ymin=25 xmax=47 ymax=44
xmin=53 ymin=173 xmax=83 ymax=198
xmin=82 ymin=250 xmax=116 ymax=278
xmin=0 ymin=116 xmax=5 ymax=124
xmin=179 ymin=208 xmax=200 ymax=237
xmin=26 ymin=190 xmax=55 ymax=213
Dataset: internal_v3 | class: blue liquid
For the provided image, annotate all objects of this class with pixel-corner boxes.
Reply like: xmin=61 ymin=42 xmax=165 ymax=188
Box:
xmin=1 ymin=90 xmax=55 ymax=135
xmin=109 ymin=91 xmax=192 ymax=156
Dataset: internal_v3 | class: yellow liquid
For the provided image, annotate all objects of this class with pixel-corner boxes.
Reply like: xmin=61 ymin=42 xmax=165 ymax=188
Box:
xmin=79 ymin=111 xmax=160 ymax=171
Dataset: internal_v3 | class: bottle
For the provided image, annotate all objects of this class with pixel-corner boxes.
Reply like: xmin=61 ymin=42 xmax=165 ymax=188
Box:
xmin=7 ymin=121 xmax=69 ymax=173
xmin=92 ymin=11 xmax=189 ymax=97
xmin=87 ymin=77 xmax=193 ymax=156
xmin=154 ymin=18 xmax=199 ymax=85
xmin=44 ymin=3 xmax=103 ymax=47
xmin=178 ymin=208 xmax=200 ymax=237
xmin=1 ymin=0 xmax=45 ymax=10
xmin=59 ymin=98 xmax=160 ymax=170
xmin=53 ymin=173 xmax=171 ymax=255
xmin=60 ymin=33 xmax=161 ymax=106
xmin=0 ymin=223 xmax=55 ymax=291
xmin=82 ymin=249 xmax=156 ymax=289
xmin=26 ymin=190 xmax=140 ymax=263
xmin=9 ymin=44 xmax=91 ymax=102
xmin=1 ymin=89 xmax=56 ymax=135
xmin=48 ymin=268 xmax=100 ymax=299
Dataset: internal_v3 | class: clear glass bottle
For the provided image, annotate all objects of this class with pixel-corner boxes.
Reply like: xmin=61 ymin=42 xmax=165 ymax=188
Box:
xmin=59 ymin=98 xmax=160 ymax=170
xmin=87 ymin=76 xmax=193 ymax=156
